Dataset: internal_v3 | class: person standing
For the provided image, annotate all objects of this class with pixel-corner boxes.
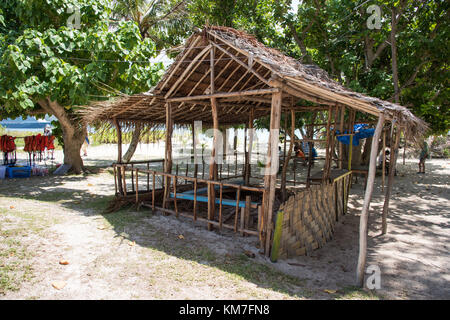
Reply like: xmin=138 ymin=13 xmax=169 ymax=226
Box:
xmin=82 ymin=136 xmax=89 ymax=157
xmin=418 ymin=140 xmax=429 ymax=174
xmin=43 ymin=124 xmax=53 ymax=160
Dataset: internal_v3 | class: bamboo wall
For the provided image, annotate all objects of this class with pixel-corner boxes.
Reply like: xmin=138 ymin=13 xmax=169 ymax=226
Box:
xmin=272 ymin=173 xmax=352 ymax=260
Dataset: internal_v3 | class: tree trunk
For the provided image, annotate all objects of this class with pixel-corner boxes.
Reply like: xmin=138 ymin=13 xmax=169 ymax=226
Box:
xmin=391 ymin=8 xmax=400 ymax=103
xmin=38 ymin=98 xmax=86 ymax=174
xmin=62 ymin=131 xmax=85 ymax=174
xmin=122 ymin=124 xmax=142 ymax=163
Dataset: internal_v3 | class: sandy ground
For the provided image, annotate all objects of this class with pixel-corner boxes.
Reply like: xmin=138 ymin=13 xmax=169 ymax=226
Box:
xmin=0 ymin=145 xmax=449 ymax=300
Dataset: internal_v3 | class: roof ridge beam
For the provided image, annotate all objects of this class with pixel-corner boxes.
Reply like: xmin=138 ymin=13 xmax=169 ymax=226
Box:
xmin=167 ymin=88 xmax=280 ymax=103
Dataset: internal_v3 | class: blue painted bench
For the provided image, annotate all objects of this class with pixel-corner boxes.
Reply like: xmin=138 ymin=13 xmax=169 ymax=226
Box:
xmin=180 ymin=180 xmax=245 ymax=195
xmin=169 ymin=192 xmax=259 ymax=208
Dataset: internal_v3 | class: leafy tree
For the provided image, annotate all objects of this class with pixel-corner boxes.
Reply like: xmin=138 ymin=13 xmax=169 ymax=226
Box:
xmin=0 ymin=0 xmax=164 ymax=173
xmin=113 ymin=0 xmax=192 ymax=50
xmin=111 ymin=0 xmax=191 ymax=162
xmin=187 ymin=0 xmax=449 ymax=135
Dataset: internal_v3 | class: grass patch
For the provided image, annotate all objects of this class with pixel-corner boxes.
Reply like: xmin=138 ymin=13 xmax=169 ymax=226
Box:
xmin=0 ymin=208 xmax=34 ymax=294
xmin=334 ymin=286 xmax=383 ymax=300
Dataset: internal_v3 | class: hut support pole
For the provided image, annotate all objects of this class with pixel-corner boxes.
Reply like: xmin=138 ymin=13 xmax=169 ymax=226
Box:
xmin=208 ymin=46 xmax=218 ymax=230
xmin=192 ymin=121 xmax=198 ymax=178
xmin=322 ymin=106 xmax=333 ymax=182
xmin=245 ymin=109 xmax=254 ymax=185
xmin=306 ymin=112 xmax=317 ymax=188
xmin=243 ymin=122 xmax=248 ymax=180
xmin=339 ymin=106 xmax=345 ymax=169
xmin=356 ymin=113 xmax=385 ymax=287
xmin=114 ymin=118 xmax=123 ymax=194
xmin=381 ymin=126 xmax=401 ymax=235
xmin=382 ymin=130 xmax=386 ymax=191
xmin=281 ymin=109 xmax=295 ymax=201
xmin=163 ymin=103 xmax=173 ymax=210
xmin=263 ymin=90 xmax=282 ymax=256
xmin=164 ymin=103 xmax=173 ymax=173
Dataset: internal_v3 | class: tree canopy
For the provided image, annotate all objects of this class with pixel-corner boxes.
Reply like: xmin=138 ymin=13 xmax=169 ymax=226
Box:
xmin=187 ymin=0 xmax=449 ymax=135
xmin=0 ymin=0 xmax=448 ymax=172
xmin=0 ymin=0 xmax=164 ymax=172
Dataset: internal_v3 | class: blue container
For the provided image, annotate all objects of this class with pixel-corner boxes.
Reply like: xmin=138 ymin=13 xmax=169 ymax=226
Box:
xmin=6 ymin=165 xmax=32 ymax=178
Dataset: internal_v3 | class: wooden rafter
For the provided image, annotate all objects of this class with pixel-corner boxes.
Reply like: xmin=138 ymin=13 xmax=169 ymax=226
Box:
xmin=164 ymin=45 xmax=212 ymax=99
xmin=210 ymin=41 xmax=270 ymax=86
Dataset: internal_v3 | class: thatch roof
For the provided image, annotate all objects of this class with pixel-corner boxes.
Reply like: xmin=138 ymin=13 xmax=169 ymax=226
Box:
xmin=81 ymin=26 xmax=427 ymax=140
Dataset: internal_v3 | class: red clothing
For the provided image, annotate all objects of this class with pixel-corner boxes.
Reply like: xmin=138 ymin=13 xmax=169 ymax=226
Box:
xmin=296 ymin=149 xmax=305 ymax=160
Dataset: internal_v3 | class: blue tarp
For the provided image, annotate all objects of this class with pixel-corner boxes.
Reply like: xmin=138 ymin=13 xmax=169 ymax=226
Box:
xmin=336 ymin=124 xmax=374 ymax=146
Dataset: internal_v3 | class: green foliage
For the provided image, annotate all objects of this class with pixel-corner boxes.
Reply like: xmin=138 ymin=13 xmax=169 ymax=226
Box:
xmin=0 ymin=0 xmax=164 ymax=119
xmin=90 ymin=126 xmax=165 ymax=145
xmin=187 ymin=0 xmax=449 ymax=135
xmin=112 ymin=0 xmax=193 ymax=52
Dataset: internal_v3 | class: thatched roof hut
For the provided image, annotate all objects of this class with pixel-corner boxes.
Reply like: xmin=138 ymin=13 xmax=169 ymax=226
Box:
xmin=81 ymin=26 xmax=428 ymax=287
xmin=82 ymin=26 xmax=427 ymax=141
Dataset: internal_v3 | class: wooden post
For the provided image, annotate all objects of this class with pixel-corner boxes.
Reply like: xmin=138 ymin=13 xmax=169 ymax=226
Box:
xmin=245 ymin=108 xmax=254 ymax=185
xmin=402 ymin=134 xmax=406 ymax=165
xmin=331 ymin=106 xmax=338 ymax=170
xmin=348 ymin=135 xmax=353 ymax=171
xmin=306 ymin=112 xmax=317 ymax=188
xmin=382 ymin=129 xmax=386 ymax=191
xmin=338 ymin=106 xmax=345 ymax=169
xmin=208 ymin=46 xmax=218 ymax=230
xmin=381 ymin=125 xmax=401 ymax=235
xmin=356 ymin=113 xmax=385 ymax=287
xmin=114 ymin=118 xmax=123 ymax=194
xmin=263 ymin=90 xmax=282 ymax=256
xmin=192 ymin=121 xmax=198 ymax=178
xmin=322 ymin=106 xmax=333 ymax=182
xmin=135 ymin=169 xmax=139 ymax=207
xmin=164 ymin=103 xmax=173 ymax=174
xmin=348 ymin=109 xmax=355 ymax=171
xmin=163 ymin=103 xmax=173 ymax=210
xmin=281 ymin=109 xmax=295 ymax=201
xmin=243 ymin=122 xmax=248 ymax=180
xmin=245 ymin=195 xmax=251 ymax=233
